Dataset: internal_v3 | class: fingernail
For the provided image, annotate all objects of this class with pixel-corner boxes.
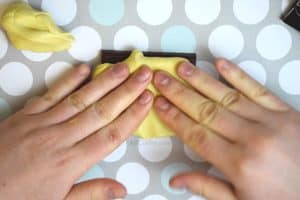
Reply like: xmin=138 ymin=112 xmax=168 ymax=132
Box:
xmin=178 ymin=62 xmax=194 ymax=76
xmin=135 ymin=66 xmax=152 ymax=82
xmin=155 ymin=97 xmax=170 ymax=111
xmin=138 ymin=91 xmax=153 ymax=105
xmin=154 ymin=72 xmax=171 ymax=86
xmin=112 ymin=63 xmax=128 ymax=77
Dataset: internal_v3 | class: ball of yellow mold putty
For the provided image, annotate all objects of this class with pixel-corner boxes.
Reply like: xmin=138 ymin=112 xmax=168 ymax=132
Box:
xmin=93 ymin=50 xmax=188 ymax=139
xmin=0 ymin=2 xmax=74 ymax=52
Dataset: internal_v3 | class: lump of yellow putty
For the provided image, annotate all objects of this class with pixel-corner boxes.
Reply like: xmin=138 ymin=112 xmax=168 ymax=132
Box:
xmin=93 ymin=50 xmax=188 ymax=139
xmin=0 ymin=2 xmax=74 ymax=52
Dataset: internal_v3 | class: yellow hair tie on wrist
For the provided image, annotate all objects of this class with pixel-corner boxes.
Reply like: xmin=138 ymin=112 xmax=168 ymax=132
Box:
xmin=1 ymin=2 xmax=74 ymax=52
xmin=93 ymin=50 xmax=187 ymax=139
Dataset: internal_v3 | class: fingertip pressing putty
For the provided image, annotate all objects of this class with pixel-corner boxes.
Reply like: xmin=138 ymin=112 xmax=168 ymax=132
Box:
xmin=93 ymin=50 xmax=188 ymax=139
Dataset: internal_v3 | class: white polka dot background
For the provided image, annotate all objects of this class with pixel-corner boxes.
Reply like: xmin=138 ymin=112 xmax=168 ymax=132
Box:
xmin=0 ymin=62 xmax=33 ymax=96
xmin=41 ymin=0 xmax=77 ymax=26
xmin=45 ymin=61 xmax=73 ymax=88
xmin=68 ymin=26 xmax=102 ymax=62
xmin=256 ymin=24 xmax=292 ymax=60
xmin=116 ymin=162 xmax=150 ymax=195
xmin=185 ymin=0 xmax=220 ymax=25
xmin=114 ymin=25 xmax=149 ymax=51
xmin=233 ymin=0 xmax=269 ymax=24
xmin=0 ymin=1 xmax=299 ymax=200
xmin=137 ymin=0 xmax=173 ymax=25
xmin=208 ymin=25 xmax=244 ymax=60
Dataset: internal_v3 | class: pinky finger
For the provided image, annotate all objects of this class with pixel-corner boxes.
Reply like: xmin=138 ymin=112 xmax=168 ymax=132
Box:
xmin=170 ymin=172 xmax=236 ymax=200
xmin=23 ymin=64 xmax=90 ymax=115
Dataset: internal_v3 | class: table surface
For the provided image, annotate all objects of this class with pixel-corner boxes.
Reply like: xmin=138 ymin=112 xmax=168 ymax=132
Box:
xmin=0 ymin=0 xmax=299 ymax=200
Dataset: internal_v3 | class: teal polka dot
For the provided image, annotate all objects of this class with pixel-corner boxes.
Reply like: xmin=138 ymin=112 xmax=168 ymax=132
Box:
xmin=89 ymin=0 xmax=124 ymax=26
xmin=77 ymin=165 xmax=104 ymax=183
xmin=0 ymin=98 xmax=11 ymax=121
xmin=161 ymin=163 xmax=191 ymax=195
xmin=161 ymin=25 xmax=196 ymax=53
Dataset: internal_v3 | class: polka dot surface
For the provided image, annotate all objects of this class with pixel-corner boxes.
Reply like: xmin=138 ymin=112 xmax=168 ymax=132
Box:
xmin=137 ymin=0 xmax=172 ymax=26
xmin=138 ymin=138 xmax=172 ymax=162
xmin=103 ymin=142 xmax=127 ymax=162
xmin=69 ymin=26 xmax=102 ymax=62
xmin=188 ymin=195 xmax=207 ymax=200
xmin=161 ymin=25 xmax=196 ymax=53
xmin=238 ymin=61 xmax=267 ymax=85
xmin=143 ymin=194 xmax=168 ymax=200
xmin=279 ymin=60 xmax=300 ymax=95
xmin=256 ymin=25 xmax=292 ymax=60
xmin=41 ymin=0 xmax=77 ymax=26
xmin=89 ymin=0 xmax=124 ymax=26
xmin=185 ymin=0 xmax=221 ymax=25
xmin=0 ymin=29 xmax=8 ymax=60
xmin=45 ymin=62 xmax=73 ymax=88
xmin=233 ymin=0 xmax=269 ymax=24
xmin=22 ymin=51 xmax=52 ymax=62
xmin=208 ymin=25 xmax=244 ymax=60
xmin=114 ymin=26 xmax=149 ymax=51
xmin=0 ymin=62 xmax=33 ymax=96
xmin=196 ymin=61 xmax=219 ymax=79
xmin=161 ymin=163 xmax=191 ymax=195
xmin=77 ymin=165 xmax=104 ymax=183
xmin=116 ymin=162 xmax=150 ymax=195
xmin=1 ymin=1 xmax=300 ymax=199
xmin=0 ymin=98 xmax=11 ymax=121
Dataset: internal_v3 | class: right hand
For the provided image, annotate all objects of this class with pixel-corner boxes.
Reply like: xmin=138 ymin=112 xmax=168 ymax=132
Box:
xmin=153 ymin=59 xmax=300 ymax=200
xmin=0 ymin=63 xmax=153 ymax=200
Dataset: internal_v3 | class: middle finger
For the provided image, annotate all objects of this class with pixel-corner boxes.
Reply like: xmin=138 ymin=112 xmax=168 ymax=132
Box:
xmin=56 ymin=66 xmax=153 ymax=145
xmin=153 ymin=71 xmax=255 ymax=142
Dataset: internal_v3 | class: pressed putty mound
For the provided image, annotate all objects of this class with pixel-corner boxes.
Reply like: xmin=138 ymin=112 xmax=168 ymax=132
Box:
xmin=93 ymin=50 xmax=187 ymax=139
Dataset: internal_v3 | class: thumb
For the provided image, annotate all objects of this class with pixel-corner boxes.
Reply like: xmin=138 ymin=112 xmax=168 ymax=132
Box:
xmin=65 ymin=178 xmax=127 ymax=200
xmin=170 ymin=171 xmax=236 ymax=200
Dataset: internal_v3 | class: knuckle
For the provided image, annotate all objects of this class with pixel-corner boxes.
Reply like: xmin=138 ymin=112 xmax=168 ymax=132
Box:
xmin=105 ymin=125 xmax=123 ymax=145
xmin=185 ymin=125 xmax=210 ymax=155
xmin=165 ymin=106 xmax=182 ymax=122
xmin=42 ymin=93 xmax=55 ymax=103
xmin=220 ymin=91 xmax=241 ymax=108
xmin=197 ymin=101 xmax=218 ymax=124
xmin=67 ymin=93 xmax=87 ymax=111
xmin=94 ymin=102 xmax=114 ymax=122
xmin=252 ymin=85 xmax=269 ymax=98
xmin=233 ymin=68 xmax=247 ymax=80
xmin=170 ymin=84 xmax=186 ymax=97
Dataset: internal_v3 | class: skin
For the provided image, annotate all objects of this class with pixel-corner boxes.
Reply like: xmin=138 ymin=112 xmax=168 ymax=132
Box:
xmin=0 ymin=59 xmax=300 ymax=200
xmin=0 ymin=63 xmax=154 ymax=200
xmin=153 ymin=59 xmax=300 ymax=200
